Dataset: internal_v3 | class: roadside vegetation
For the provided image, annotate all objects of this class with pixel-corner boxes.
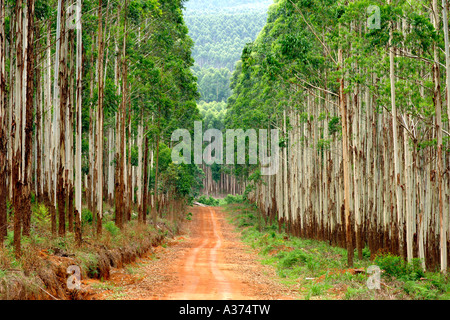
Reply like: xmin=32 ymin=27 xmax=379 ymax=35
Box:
xmin=224 ymin=202 xmax=450 ymax=300
xmin=195 ymin=194 xmax=244 ymax=207
xmin=0 ymin=197 xmax=177 ymax=300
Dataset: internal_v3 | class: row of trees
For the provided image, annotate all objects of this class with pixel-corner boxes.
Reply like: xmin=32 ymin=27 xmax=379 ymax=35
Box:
xmin=184 ymin=0 xmax=271 ymax=193
xmin=228 ymin=0 xmax=450 ymax=272
xmin=196 ymin=101 xmax=242 ymax=196
xmin=0 ymin=0 xmax=202 ymax=256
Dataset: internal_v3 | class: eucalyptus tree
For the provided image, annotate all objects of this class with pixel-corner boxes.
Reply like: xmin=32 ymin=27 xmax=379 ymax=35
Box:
xmin=228 ymin=0 xmax=450 ymax=271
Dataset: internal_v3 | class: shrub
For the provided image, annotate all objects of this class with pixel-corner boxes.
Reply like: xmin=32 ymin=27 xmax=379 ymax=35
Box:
xmin=82 ymin=208 xmax=93 ymax=226
xmin=279 ymin=250 xmax=310 ymax=269
xmin=196 ymin=195 xmax=220 ymax=206
xmin=104 ymin=221 xmax=120 ymax=237
xmin=224 ymin=194 xmax=244 ymax=204
xmin=403 ymin=281 xmax=440 ymax=300
xmin=374 ymin=253 xmax=425 ymax=280
xmin=32 ymin=204 xmax=49 ymax=228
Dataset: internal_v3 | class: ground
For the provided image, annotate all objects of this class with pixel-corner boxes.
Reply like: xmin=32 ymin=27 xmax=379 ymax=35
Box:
xmin=86 ymin=206 xmax=301 ymax=300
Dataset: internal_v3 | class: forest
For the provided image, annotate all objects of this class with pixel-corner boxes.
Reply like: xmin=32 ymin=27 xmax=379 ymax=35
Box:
xmin=183 ymin=0 xmax=269 ymax=103
xmin=1 ymin=0 xmax=450 ymax=302
xmin=185 ymin=12 xmax=268 ymax=71
xmin=183 ymin=0 xmax=272 ymax=15
xmin=227 ymin=0 xmax=450 ymax=272
xmin=182 ymin=0 xmax=271 ymax=196
xmin=0 ymin=0 xmax=203 ymax=259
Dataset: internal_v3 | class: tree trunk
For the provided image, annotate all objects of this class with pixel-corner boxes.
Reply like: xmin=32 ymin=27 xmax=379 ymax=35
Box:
xmin=0 ymin=0 xmax=7 ymax=245
xmin=154 ymin=128 xmax=160 ymax=222
xmin=75 ymin=0 xmax=83 ymax=246
xmin=141 ymin=132 xmax=149 ymax=224
xmin=432 ymin=0 xmax=447 ymax=273
xmin=57 ymin=0 xmax=68 ymax=238
xmin=96 ymin=0 xmax=104 ymax=236
xmin=13 ymin=0 xmax=24 ymax=256
xmin=338 ymin=47 xmax=353 ymax=267
xmin=22 ymin=0 xmax=35 ymax=237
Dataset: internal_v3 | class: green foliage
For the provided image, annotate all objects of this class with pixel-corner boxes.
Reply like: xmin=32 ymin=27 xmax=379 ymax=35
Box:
xmin=82 ymin=208 xmax=93 ymax=226
xmin=224 ymin=194 xmax=244 ymax=204
xmin=278 ymin=249 xmax=310 ymax=269
xmin=185 ymin=8 xmax=269 ymax=71
xmin=193 ymin=68 xmax=232 ymax=102
xmin=104 ymin=221 xmax=120 ymax=237
xmin=31 ymin=204 xmax=50 ymax=228
xmin=196 ymin=195 xmax=220 ymax=206
xmin=328 ymin=116 xmax=341 ymax=136
xmin=374 ymin=253 xmax=425 ymax=281
xmin=77 ymin=251 xmax=99 ymax=279
xmin=185 ymin=0 xmax=270 ymax=103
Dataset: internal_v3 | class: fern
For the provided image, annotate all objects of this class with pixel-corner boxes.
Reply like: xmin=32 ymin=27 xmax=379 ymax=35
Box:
xmin=32 ymin=203 xmax=50 ymax=227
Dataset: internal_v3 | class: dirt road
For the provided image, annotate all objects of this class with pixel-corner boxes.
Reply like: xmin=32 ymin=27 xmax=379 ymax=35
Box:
xmin=89 ymin=206 xmax=299 ymax=300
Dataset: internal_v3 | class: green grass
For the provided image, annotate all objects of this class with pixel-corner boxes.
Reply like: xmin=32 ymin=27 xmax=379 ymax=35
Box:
xmin=195 ymin=194 xmax=244 ymax=207
xmin=223 ymin=202 xmax=450 ymax=300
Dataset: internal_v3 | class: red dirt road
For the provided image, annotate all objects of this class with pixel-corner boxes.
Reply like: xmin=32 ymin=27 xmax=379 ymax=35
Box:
xmin=89 ymin=206 xmax=300 ymax=300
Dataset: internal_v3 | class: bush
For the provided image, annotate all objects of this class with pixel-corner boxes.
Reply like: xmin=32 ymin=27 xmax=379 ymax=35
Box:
xmin=278 ymin=250 xmax=310 ymax=269
xmin=374 ymin=253 xmax=425 ymax=281
xmin=104 ymin=221 xmax=120 ymax=237
xmin=224 ymin=194 xmax=244 ymax=204
xmin=82 ymin=208 xmax=93 ymax=226
xmin=32 ymin=203 xmax=49 ymax=228
xmin=196 ymin=195 xmax=220 ymax=206
xmin=403 ymin=281 xmax=440 ymax=300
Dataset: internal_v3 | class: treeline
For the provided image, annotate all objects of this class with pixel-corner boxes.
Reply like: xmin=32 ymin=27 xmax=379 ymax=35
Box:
xmin=183 ymin=0 xmax=272 ymax=15
xmin=197 ymin=101 xmax=242 ymax=196
xmin=185 ymin=12 xmax=268 ymax=71
xmin=228 ymin=0 xmax=450 ymax=272
xmin=0 ymin=0 xmax=202 ymax=256
xmin=192 ymin=67 xmax=232 ymax=103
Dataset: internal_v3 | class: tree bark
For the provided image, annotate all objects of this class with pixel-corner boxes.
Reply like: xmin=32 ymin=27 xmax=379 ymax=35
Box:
xmin=338 ymin=47 xmax=353 ymax=267
xmin=75 ymin=0 xmax=83 ymax=246
xmin=0 ymin=0 xmax=7 ymax=245
xmin=22 ymin=0 xmax=35 ymax=237
xmin=141 ymin=133 xmax=149 ymax=224
xmin=57 ymin=0 xmax=68 ymax=238
xmin=96 ymin=0 xmax=104 ymax=236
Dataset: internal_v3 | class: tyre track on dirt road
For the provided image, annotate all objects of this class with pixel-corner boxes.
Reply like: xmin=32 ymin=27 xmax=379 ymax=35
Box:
xmin=89 ymin=206 xmax=300 ymax=300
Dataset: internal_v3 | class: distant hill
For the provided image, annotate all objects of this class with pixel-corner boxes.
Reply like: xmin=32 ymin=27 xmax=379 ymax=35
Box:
xmin=184 ymin=0 xmax=272 ymax=15
xmin=183 ymin=0 xmax=271 ymax=102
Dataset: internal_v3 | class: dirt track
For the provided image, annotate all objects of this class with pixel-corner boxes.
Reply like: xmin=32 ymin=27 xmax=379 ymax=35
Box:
xmin=89 ymin=206 xmax=300 ymax=300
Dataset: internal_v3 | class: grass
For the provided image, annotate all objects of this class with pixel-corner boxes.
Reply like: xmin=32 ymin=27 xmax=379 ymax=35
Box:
xmin=195 ymin=194 xmax=244 ymax=207
xmin=91 ymin=282 xmax=126 ymax=300
xmin=223 ymin=202 xmax=450 ymax=300
xmin=0 ymin=201 xmax=180 ymax=299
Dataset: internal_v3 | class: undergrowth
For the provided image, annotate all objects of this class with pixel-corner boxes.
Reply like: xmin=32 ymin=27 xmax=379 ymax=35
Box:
xmin=0 ymin=201 xmax=179 ymax=299
xmin=224 ymin=202 xmax=450 ymax=300
xmin=195 ymin=194 xmax=244 ymax=207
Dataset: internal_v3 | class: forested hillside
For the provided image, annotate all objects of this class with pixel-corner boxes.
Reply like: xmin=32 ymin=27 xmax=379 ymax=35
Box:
xmin=228 ymin=0 xmax=450 ymax=272
xmin=184 ymin=0 xmax=272 ymax=14
xmin=184 ymin=0 xmax=270 ymax=103
xmin=185 ymin=13 xmax=268 ymax=71
xmin=0 ymin=0 xmax=202 ymax=260
xmin=183 ymin=0 xmax=271 ymax=196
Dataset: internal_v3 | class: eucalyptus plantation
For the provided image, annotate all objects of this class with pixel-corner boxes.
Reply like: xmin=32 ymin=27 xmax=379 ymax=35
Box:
xmin=0 ymin=0 xmax=202 ymax=256
xmin=228 ymin=0 xmax=450 ymax=272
